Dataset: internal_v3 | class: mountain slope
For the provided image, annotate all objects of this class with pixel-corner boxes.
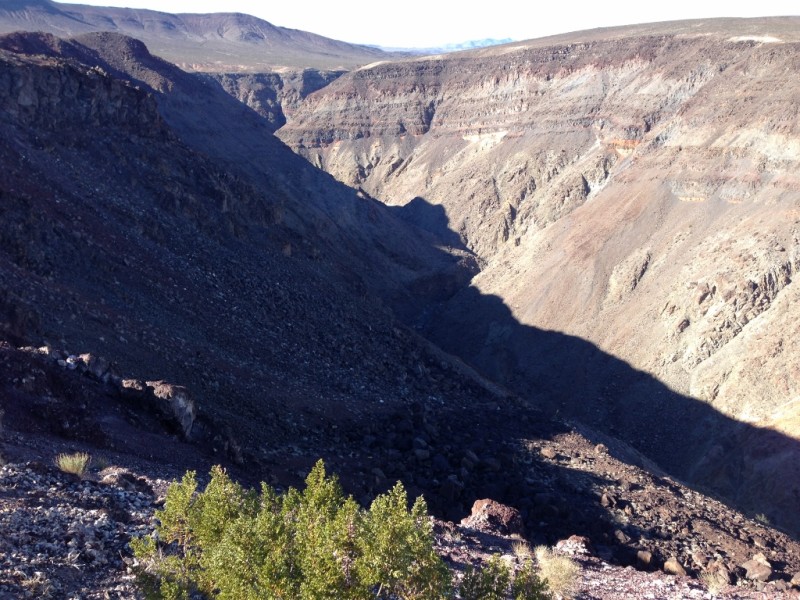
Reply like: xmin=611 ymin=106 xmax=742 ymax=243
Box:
xmin=277 ymin=18 xmax=800 ymax=533
xmin=0 ymin=30 xmax=476 ymax=457
xmin=0 ymin=0 xmax=400 ymax=70
xmin=2 ymin=29 xmax=800 ymax=594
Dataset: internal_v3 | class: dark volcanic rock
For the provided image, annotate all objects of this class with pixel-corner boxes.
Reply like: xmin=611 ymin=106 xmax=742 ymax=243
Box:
xmin=145 ymin=381 xmax=195 ymax=439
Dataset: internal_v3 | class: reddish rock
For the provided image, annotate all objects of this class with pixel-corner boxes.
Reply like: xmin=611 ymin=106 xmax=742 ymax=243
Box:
xmin=460 ymin=498 xmax=525 ymax=537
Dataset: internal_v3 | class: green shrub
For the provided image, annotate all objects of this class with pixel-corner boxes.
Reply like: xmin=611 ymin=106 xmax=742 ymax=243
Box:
xmin=460 ymin=554 xmax=551 ymax=600
xmin=356 ymin=482 xmax=451 ymax=599
xmin=460 ymin=555 xmax=511 ymax=600
xmin=132 ymin=460 xmax=560 ymax=600
xmin=132 ymin=460 xmax=452 ymax=599
xmin=512 ymin=558 xmax=553 ymax=600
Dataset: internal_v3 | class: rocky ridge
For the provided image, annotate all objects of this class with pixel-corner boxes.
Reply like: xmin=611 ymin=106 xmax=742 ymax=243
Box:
xmin=0 ymin=0 xmax=402 ymax=71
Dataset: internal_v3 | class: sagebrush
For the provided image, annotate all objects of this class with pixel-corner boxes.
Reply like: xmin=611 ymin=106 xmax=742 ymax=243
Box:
xmin=132 ymin=460 xmax=556 ymax=599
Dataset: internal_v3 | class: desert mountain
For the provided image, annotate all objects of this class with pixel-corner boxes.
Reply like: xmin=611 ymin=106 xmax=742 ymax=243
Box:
xmin=2 ymin=23 xmax=800 ymax=597
xmin=277 ymin=17 xmax=800 ymax=534
xmin=0 ymin=0 xmax=401 ymax=70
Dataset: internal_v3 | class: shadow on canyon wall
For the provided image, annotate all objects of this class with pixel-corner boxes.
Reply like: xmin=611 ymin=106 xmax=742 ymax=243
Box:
xmin=1 ymin=31 xmax=797 ymax=564
xmin=390 ymin=197 xmax=800 ymax=541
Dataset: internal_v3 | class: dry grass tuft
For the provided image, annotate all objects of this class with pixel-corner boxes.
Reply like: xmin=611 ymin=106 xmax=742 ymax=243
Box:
xmin=55 ymin=452 xmax=91 ymax=477
xmin=20 ymin=571 xmax=53 ymax=598
xmin=535 ymin=545 xmax=579 ymax=599
xmin=700 ymin=569 xmax=729 ymax=597
xmin=512 ymin=540 xmax=532 ymax=560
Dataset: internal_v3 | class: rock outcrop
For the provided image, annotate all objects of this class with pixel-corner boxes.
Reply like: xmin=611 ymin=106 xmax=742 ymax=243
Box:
xmin=204 ymin=69 xmax=344 ymax=131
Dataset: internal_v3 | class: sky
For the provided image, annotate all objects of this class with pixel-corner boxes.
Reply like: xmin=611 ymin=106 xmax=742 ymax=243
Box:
xmin=55 ymin=0 xmax=800 ymax=48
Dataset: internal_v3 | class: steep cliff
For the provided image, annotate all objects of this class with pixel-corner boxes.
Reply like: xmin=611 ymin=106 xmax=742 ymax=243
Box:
xmin=278 ymin=19 xmax=800 ymax=532
xmin=203 ymin=69 xmax=345 ymax=131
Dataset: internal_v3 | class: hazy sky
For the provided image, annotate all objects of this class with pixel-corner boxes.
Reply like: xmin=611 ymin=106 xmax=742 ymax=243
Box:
xmin=56 ymin=0 xmax=800 ymax=48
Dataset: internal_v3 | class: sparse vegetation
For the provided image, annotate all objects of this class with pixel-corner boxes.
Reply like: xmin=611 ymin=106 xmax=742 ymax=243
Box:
xmin=513 ymin=558 xmax=554 ymax=600
xmin=132 ymin=460 xmax=558 ymax=600
xmin=755 ymin=513 xmax=770 ymax=525
xmin=512 ymin=540 xmax=532 ymax=560
xmin=460 ymin=555 xmax=512 ymax=600
xmin=132 ymin=460 xmax=452 ymax=599
xmin=534 ymin=546 xmax=579 ymax=599
xmin=460 ymin=554 xmax=552 ymax=600
xmin=20 ymin=571 xmax=53 ymax=598
xmin=90 ymin=455 xmax=111 ymax=472
xmin=55 ymin=452 xmax=91 ymax=477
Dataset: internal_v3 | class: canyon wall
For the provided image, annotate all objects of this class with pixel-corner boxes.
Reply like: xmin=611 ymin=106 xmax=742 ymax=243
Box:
xmin=278 ymin=20 xmax=800 ymax=531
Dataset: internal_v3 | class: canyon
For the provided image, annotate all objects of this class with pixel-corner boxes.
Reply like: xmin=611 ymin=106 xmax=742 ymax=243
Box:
xmin=277 ymin=17 xmax=800 ymax=535
xmin=0 ymin=7 xmax=799 ymax=597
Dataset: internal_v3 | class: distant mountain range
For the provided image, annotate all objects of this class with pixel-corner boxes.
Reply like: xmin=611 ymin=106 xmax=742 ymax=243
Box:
xmin=0 ymin=0 xmax=407 ymax=70
xmin=381 ymin=38 xmax=515 ymax=54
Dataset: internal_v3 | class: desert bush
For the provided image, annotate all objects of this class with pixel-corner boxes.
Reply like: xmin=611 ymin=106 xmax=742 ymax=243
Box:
xmin=534 ymin=546 xmax=579 ymax=599
xmin=512 ymin=540 xmax=532 ymax=560
xmin=55 ymin=451 xmax=91 ymax=477
xmin=512 ymin=558 xmax=553 ymax=600
xmin=133 ymin=460 xmax=561 ymax=600
xmin=132 ymin=460 xmax=452 ymax=599
xmin=460 ymin=554 xmax=552 ymax=600
xmin=460 ymin=555 xmax=511 ymax=600
xmin=356 ymin=481 xmax=451 ymax=599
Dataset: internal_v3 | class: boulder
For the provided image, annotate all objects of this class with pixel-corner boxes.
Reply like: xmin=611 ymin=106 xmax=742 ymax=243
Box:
xmin=77 ymin=353 xmax=112 ymax=383
xmin=664 ymin=556 xmax=687 ymax=576
xmin=636 ymin=549 xmax=653 ymax=569
xmin=741 ymin=553 xmax=772 ymax=582
xmin=460 ymin=498 xmax=525 ymax=537
xmin=555 ymin=535 xmax=593 ymax=556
